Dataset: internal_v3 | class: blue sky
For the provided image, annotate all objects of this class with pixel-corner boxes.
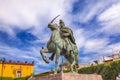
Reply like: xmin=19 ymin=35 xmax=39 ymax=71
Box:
xmin=0 ymin=0 xmax=120 ymax=74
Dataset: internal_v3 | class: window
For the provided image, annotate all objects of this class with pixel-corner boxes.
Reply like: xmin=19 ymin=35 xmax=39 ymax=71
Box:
xmin=11 ymin=66 xmax=13 ymax=69
xmin=16 ymin=70 xmax=22 ymax=78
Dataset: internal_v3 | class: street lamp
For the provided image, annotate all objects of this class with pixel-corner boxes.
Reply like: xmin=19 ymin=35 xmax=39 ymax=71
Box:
xmin=0 ymin=58 xmax=5 ymax=80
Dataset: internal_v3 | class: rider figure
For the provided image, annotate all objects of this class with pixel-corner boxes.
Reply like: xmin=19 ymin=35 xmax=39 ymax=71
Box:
xmin=59 ymin=19 xmax=76 ymax=56
xmin=49 ymin=19 xmax=76 ymax=60
xmin=59 ymin=19 xmax=76 ymax=45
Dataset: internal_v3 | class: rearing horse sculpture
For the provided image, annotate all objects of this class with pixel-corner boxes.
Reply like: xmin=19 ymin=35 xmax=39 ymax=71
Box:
xmin=40 ymin=23 xmax=78 ymax=74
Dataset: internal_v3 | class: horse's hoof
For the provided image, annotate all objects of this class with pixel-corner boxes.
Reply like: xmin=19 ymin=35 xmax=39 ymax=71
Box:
xmin=43 ymin=58 xmax=49 ymax=64
xmin=49 ymin=57 xmax=54 ymax=61
xmin=46 ymin=61 xmax=49 ymax=64
xmin=45 ymin=60 xmax=49 ymax=64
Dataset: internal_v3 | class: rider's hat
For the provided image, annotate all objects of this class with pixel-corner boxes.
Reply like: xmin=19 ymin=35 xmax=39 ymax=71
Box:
xmin=59 ymin=19 xmax=65 ymax=25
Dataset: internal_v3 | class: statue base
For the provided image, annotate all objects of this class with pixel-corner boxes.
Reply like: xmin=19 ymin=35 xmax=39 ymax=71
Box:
xmin=28 ymin=73 xmax=103 ymax=80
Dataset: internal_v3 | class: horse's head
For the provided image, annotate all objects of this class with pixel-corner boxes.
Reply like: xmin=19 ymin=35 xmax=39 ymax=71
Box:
xmin=48 ymin=23 xmax=58 ymax=30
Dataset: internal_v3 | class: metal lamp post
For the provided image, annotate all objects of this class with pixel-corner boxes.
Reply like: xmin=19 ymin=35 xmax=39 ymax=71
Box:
xmin=0 ymin=58 xmax=5 ymax=80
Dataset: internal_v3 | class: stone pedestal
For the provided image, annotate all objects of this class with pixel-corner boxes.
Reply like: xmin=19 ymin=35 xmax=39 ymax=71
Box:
xmin=28 ymin=73 xmax=103 ymax=80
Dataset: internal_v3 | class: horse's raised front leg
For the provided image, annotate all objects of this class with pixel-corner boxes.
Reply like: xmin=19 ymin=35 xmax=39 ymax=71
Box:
xmin=54 ymin=49 xmax=60 ymax=74
xmin=40 ymin=48 xmax=50 ymax=64
xmin=49 ymin=53 xmax=55 ymax=61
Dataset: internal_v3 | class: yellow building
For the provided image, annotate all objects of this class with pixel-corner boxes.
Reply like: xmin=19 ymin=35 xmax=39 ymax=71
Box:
xmin=0 ymin=59 xmax=34 ymax=78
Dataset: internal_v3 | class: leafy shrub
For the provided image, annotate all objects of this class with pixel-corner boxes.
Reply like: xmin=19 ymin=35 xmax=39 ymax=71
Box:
xmin=0 ymin=76 xmax=30 ymax=80
xmin=78 ymin=60 xmax=120 ymax=80
xmin=0 ymin=77 xmax=13 ymax=80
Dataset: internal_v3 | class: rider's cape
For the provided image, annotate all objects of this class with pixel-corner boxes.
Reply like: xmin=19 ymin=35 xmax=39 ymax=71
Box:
xmin=60 ymin=26 xmax=76 ymax=45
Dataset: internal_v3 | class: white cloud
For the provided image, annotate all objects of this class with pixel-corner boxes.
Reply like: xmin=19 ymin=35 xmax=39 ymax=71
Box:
xmin=107 ymin=42 xmax=120 ymax=53
xmin=72 ymin=0 xmax=117 ymax=23
xmin=79 ymin=2 xmax=103 ymax=23
xmin=0 ymin=0 xmax=76 ymax=37
xmin=0 ymin=44 xmax=37 ymax=60
xmin=0 ymin=24 xmax=15 ymax=37
xmin=83 ymin=38 xmax=109 ymax=53
xmin=74 ymin=29 xmax=86 ymax=49
xmin=0 ymin=0 xmax=62 ymax=26
xmin=99 ymin=3 xmax=120 ymax=21
xmin=98 ymin=2 xmax=120 ymax=34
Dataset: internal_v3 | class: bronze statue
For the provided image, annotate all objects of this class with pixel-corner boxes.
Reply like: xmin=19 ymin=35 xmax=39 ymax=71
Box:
xmin=59 ymin=19 xmax=76 ymax=45
xmin=40 ymin=16 xmax=78 ymax=74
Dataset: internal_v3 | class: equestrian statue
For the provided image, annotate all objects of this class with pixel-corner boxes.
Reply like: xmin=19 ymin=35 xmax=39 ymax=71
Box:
xmin=40 ymin=15 xmax=78 ymax=74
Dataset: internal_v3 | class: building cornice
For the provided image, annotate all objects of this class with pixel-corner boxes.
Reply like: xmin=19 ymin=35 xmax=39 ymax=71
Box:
xmin=0 ymin=60 xmax=34 ymax=66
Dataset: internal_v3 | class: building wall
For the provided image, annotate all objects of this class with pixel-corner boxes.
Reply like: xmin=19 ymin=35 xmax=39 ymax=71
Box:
xmin=0 ymin=61 xmax=34 ymax=78
xmin=78 ymin=63 xmax=90 ymax=69
xmin=103 ymin=53 xmax=120 ymax=63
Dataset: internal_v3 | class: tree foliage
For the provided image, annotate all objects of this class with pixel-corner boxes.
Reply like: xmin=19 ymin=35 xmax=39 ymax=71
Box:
xmin=78 ymin=60 xmax=120 ymax=80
